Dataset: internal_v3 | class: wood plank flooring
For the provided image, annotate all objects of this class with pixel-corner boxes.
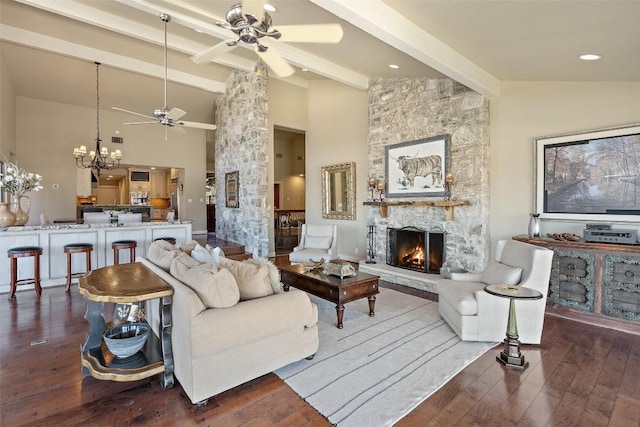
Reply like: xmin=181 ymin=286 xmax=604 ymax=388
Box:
xmin=2 ymin=279 xmax=639 ymax=426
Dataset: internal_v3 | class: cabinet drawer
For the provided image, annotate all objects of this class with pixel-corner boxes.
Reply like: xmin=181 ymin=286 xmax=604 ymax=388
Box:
xmin=612 ymin=262 xmax=640 ymax=285
xmin=558 ymin=256 xmax=587 ymax=277
xmin=559 ymin=281 xmax=587 ymax=304
xmin=611 ymin=290 xmax=640 ymax=315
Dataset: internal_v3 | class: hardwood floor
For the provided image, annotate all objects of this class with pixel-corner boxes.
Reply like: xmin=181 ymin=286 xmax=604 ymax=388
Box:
xmin=2 ymin=280 xmax=639 ymax=426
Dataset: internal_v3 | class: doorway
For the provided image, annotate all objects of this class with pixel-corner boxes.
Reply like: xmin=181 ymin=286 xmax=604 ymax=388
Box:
xmin=274 ymin=127 xmax=305 ymax=254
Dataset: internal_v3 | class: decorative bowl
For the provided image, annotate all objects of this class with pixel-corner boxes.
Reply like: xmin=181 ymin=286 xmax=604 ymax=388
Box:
xmin=103 ymin=322 xmax=150 ymax=358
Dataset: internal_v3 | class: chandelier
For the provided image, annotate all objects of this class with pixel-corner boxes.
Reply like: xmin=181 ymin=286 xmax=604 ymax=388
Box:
xmin=73 ymin=62 xmax=122 ymax=175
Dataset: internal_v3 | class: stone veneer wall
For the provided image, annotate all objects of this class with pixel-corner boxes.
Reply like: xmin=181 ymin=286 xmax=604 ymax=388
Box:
xmin=368 ymin=78 xmax=490 ymax=272
xmin=214 ymin=65 xmax=270 ymax=257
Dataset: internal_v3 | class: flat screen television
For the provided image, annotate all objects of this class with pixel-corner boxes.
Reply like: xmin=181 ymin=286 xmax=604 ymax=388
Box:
xmin=535 ymin=124 xmax=640 ymax=222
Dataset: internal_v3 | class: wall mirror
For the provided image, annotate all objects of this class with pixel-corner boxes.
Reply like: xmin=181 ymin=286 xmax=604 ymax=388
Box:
xmin=322 ymin=162 xmax=356 ymax=220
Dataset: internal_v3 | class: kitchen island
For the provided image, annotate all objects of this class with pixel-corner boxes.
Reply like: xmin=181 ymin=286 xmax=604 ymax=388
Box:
xmin=0 ymin=221 xmax=191 ymax=293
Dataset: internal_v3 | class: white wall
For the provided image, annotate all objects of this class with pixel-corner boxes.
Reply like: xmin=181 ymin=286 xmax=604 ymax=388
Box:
xmin=15 ymin=97 xmax=209 ymax=229
xmin=307 ymin=80 xmax=369 ymax=260
xmin=490 ymin=81 xmax=640 ymax=249
xmin=0 ymin=53 xmax=16 ymax=159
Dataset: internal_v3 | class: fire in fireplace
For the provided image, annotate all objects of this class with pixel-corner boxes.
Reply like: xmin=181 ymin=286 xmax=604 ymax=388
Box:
xmin=387 ymin=227 xmax=445 ymax=273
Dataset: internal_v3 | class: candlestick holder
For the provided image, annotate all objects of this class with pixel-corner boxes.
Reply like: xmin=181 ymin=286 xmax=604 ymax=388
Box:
xmin=367 ymin=178 xmax=377 ymax=202
xmin=443 ymin=173 xmax=457 ymax=201
xmin=377 ymin=182 xmax=385 ymax=202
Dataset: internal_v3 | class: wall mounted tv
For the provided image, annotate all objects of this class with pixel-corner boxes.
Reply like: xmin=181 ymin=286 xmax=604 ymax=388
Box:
xmin=535 ymin=123 xmax=640 ymax=222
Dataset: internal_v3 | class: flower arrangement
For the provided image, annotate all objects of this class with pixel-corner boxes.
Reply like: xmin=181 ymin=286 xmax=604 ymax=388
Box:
xmin=0 ymin=160 xmax=43 ymax=197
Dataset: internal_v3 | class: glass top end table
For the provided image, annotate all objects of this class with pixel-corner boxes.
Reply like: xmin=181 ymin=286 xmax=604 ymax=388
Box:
xmin=484 ymin=284 xmax=543 ymax=370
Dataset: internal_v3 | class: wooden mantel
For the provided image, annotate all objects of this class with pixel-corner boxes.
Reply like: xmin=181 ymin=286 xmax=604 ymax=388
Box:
xmin=363 ymin=200 xmax=471 ymax=220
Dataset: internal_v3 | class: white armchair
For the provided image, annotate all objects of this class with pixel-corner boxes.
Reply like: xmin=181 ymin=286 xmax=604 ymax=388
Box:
xmin=289 ymin=224 xmax=338 ymax=264
xmin=436 ymin=239 xmax=553 ymax=344
xmin=83 ymin=212 xmax=111 ymax=224
xmin=117 ymin=213 xmax=142 ymax=224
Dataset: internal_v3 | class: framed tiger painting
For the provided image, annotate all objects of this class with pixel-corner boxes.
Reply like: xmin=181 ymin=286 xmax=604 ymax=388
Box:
xmin=384 ymin=134 xmax=451 ymax=198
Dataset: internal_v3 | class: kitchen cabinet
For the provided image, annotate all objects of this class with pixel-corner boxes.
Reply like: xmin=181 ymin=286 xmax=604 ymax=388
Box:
xmin=150 ymin=170 xmax=167 ymax=198
xmin=152 ymin=208 xmax=170 ymax=221
xmin=129 ymin=169 xmax=150 ymax=192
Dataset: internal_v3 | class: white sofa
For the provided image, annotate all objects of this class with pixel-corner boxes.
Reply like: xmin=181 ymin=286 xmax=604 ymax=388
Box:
xmin=436 ymin=239 xmax=553 ymax=344
xmin=289 ymin=224 xmax=338 ymax=264
xmin=140 ymin=247 xmax=319 ymax=404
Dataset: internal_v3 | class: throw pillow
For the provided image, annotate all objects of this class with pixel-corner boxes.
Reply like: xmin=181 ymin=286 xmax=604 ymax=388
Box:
xmin=206 ymin=244 xmax=225 ymax=259
xmin=305 ymin=235 xmax=332 ymax=249
xmin=179 ymin=240 xmax=199 ymax=255
xmin=170 ymin=252 xmax=202 ymax=278
xmin=174 ymin=262 xmax=240 ymax=309
xmin=245 ymin=257 xmax=281 ymax=293
xmin=219 ymin=257 xmax=274 ymax=300
xmin=191 ymin=244 xmax=224 ymax=265
xmin=481 ymin=260 xmax=523 ymax=286
xmin=147 ymin=240 xmax=181 ymax=272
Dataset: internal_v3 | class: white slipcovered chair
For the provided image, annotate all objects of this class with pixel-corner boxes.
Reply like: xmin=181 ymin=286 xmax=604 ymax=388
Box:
xmin=83 ymin=212 xmax=111 ymax=224
xmin=436 ymin=239 xmax=553 ymax=344
xmin=117 ymin=213 xmax=142 ymax=224
xmin=289 ymin=224 xmax=338 ymax=264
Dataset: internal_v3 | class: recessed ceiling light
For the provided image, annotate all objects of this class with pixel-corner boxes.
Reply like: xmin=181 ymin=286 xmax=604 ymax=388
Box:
xmin=301 ymin=68 xmax=309 ymax=72
xmin=389 ymin=64 xmax=400 ymax=69
xmin=264 ymin=4 xmax=277 ymax=12
xmin=579 ymin=54 xmax=601 ymax=61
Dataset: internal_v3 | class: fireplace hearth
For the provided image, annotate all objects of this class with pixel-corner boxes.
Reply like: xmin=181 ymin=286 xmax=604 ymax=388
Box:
xmin=387 ymin=227 xmax=445 ymax=273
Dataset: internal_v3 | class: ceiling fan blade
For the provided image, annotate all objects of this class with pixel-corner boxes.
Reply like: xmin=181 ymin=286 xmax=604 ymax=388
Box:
xmin=256 ymin=46 xmax=295 ymax=78
xmin=123 ymin=121 xmax=158 ymax=125
xmin=276 ymin=24 xmax=344 ymax=44
xmin=167 ymin=108 xmax=187 ymax=121
xmin=191 ymin=40 xmax=237 ymax=64
xmin=242 ymin=0 xmax=266 ymax=22
xmin=179 ymin=121 xmax=217 ymax=131
xmin=112 ymin=107 xmax=154 ymax=120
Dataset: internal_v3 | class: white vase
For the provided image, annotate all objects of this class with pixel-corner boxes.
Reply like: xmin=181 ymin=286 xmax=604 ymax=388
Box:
xmin=528 ymin=213 xmax=540 ymax=237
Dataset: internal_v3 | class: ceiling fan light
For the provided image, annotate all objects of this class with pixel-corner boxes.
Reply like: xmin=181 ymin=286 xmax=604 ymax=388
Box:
xmin=264 ymin=4 xmax=277 ymax=12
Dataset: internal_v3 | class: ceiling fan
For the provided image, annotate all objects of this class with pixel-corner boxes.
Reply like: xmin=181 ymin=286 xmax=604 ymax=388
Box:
xmin=191 ymin=1 xmax=343 ymax=77
xmin=113 ymin=13 xmax=217 ymax=135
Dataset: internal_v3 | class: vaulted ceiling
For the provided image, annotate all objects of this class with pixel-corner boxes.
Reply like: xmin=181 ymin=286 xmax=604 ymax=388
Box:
xmin=1 ymin=0 xmax=639 ymax=125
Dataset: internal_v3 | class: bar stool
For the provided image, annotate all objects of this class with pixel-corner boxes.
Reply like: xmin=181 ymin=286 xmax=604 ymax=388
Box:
xmin=7 ymin=246 xmax=43 ymax=299
xmin=64 ymin=243 xmax=93 ymax=292
xmin=153 ymin=237 xmax=176 ymax=245
xmin=112 ymin=240 xmax=137 ymax=265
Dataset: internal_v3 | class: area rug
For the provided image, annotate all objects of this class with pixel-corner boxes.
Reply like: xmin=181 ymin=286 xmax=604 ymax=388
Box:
xmin=275 ymin=287 xmax=496 ymax=427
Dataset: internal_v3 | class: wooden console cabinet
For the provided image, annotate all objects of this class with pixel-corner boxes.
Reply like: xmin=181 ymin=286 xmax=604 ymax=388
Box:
xmin=513 ymin=236 xmax=640 ymax=329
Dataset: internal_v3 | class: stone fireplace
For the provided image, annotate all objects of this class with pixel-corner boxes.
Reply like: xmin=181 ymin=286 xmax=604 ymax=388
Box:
xmin=387 ymin=227 xmax=445 ymax=273
xmin=360 ymin=77 xmax=491 ymax=292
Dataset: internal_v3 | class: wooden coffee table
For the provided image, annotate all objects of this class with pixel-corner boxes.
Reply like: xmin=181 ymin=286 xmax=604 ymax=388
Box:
xmin=280 ymin=264 xmax=379 ymax=329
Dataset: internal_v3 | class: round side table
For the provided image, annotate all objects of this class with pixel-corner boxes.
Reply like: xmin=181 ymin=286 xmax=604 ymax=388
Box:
xmin=484 ymin=284 xmax=543 ymax=370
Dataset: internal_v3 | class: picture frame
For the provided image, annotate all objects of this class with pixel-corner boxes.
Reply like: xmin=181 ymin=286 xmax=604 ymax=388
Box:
xmin=535 ymin=123 xmax=640 ymax=222
xmin=385 ymin=134 xmax=450 ymax=198
xmin=225 ymin=171 xmax=239 ymax=208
